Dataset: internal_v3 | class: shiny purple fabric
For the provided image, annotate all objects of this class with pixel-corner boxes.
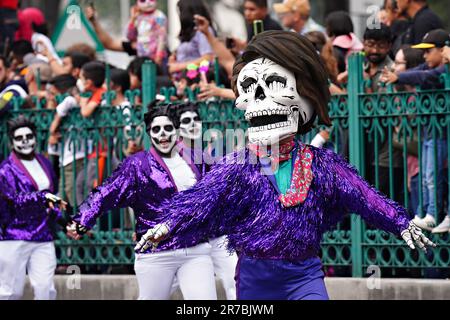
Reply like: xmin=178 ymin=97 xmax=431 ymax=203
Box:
xmin=161 ymin=144 xmax=411 ymax=260
xmin=0 ymin=153 xmax=61 ymax=242
xmin=74 ymin=148 xmax=209 ymax=254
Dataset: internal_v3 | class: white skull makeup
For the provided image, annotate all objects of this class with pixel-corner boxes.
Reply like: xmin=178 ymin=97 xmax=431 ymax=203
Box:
xmin=235 ymin=57 xmax=314 ymax=146
xmin=12 ymin=127 xmax=36 ymax=155
xmin=137 ymin=0 xmax=157 ymax=12
xmin=179 ymin=111 xmax=202 ymax=141
xmin=150 ymin=116 xmax=177 ymax=155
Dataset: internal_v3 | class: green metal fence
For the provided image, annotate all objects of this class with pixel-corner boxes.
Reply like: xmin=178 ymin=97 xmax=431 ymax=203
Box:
xmin=1 ymin=54 xmax=449 ymax=277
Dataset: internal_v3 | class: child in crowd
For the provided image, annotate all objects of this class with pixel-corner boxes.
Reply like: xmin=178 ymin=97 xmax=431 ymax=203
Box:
xmin=126 ymin=0 xmax=167 ymax=65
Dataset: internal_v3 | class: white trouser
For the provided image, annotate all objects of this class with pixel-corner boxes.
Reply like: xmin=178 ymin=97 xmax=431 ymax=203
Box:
xmin=171 ymin=236 xmax=238 ymax=300
xmin=134 ymin=242 xmax=217 ymax=300
xmin=209 ymin=236 xmax=238 ymax=300
xmin=0 ymin=241 xmax=57 ymax=300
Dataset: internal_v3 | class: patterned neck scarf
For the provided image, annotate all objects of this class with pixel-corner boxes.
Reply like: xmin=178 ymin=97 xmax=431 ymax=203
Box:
xmin=278 ymin=143 xmax=314 ymax=208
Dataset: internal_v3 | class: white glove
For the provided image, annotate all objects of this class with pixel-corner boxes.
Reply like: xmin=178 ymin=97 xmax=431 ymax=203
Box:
xmin=45 ymin=193 xmax=67 ymax=210
xmin=134 ymin=223 xmax=170 ymax=253
xmin=401 ymin=221 xmax=436 ymax=252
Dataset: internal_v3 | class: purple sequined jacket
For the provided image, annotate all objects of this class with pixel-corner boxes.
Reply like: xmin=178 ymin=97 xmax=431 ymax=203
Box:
xmin=0 ymin=152 xmax=61 ymax=242
xmin=74 ymin=147 xmax=208 ymax=253
xmin=160 ymin=144 xmax=411 ymax=261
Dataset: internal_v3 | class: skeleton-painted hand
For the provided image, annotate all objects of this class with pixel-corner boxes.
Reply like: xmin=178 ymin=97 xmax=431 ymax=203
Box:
xmin=66 ymin=221 xmax=88 ymax=240
xmin=45 ymin=193 xmax=67 ymax=210
xmin=401 ymin=221 xmax=436 ymax=252
xmin=134 ymin=223 xmax=170 ymax=253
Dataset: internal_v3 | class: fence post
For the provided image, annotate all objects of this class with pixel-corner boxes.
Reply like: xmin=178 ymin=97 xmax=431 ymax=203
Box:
xmin=141 ymin=60 xmax=157 ymax=150
xmin=347 ymin=53 xmax=365 ymax=277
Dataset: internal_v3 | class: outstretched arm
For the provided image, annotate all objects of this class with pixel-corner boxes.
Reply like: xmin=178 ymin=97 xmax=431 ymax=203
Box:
xmin=71 ymin=157 xmax=139 ymax=231
xmin=135 ymin=153 xmax=250 ymax=252
xmin=330 ymin=150 xmax=435 ymax=250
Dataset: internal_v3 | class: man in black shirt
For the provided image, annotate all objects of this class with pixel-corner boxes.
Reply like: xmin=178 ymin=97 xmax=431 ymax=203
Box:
xmin=244 ymin=0 xmax=283 ymax=42
xmin=397 ymin=0 xmax=443 ymax=45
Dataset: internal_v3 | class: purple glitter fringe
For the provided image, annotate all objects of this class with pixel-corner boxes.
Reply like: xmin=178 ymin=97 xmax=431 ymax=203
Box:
xmin=160 ymin=144 xmax=411 ymax=260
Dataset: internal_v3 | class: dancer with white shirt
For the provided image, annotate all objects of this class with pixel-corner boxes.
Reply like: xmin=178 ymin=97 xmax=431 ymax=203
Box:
xmin=68 ymin=103 xmax=217 ymax=300
xmin=0 ymin=116 xmax=68 ymax=300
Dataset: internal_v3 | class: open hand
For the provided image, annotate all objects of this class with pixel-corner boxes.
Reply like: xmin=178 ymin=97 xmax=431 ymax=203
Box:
xmin=401 ymin=221 xmax=436 ymax=252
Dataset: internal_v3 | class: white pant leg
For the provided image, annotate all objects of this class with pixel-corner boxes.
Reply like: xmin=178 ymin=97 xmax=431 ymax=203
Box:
xmin=209 ymin=236 xmax=238 ymax=300
xmin=0 ymin=241 xmax=30 ymax=300
xmin=27 ymin=242 xmax=57 ymax=300
xmin=134 ymin=250 xmax=179 ymax=300
xmin=176 ymin=242 xmax=217 ymax=300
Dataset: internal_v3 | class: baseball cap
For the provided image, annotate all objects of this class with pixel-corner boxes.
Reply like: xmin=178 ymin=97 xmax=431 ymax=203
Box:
xmin=411 ymin=29 xmax=450 ymax=49
xmin=273 ymin=0 xmax=310 ymax=15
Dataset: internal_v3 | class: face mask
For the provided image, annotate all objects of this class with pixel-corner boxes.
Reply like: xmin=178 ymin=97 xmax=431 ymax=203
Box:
xmin=137 ymin=0 xmax=157 ymax=13
xmin=149 ymin=116 xmax=177 ymax=155
xmin=76 ymin=78 xmax=85 ymax=93
xmin=12 ymin=127 xmax=36 ymax=156
xmin=235 ymin=57 xmax=314 ymax=146
xmin=179 ymin=111 xmax=202 ymax=141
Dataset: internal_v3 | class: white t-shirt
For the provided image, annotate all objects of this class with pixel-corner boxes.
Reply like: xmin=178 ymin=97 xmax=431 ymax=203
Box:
xmin=162 ymin=153 xmax=197 ymax=191
xmin=54 ymin=96 xmax=86 ymax=167
xmin=20 ymin=158 xmax=50 ymax=191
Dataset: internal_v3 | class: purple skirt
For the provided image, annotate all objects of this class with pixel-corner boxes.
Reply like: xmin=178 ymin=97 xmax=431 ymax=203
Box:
xmin=235 ymin=255 xmax=329 ymax=300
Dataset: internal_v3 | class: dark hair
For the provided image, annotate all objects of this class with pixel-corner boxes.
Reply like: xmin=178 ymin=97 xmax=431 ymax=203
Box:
xmin=0 ymin=55 xmax=9 ymax=68
xmin=81 ymin=61 xmax=106 ymax=88
xmin=7 ymin=115 xmax=37 ymax=139
xmin=127 ymin=57 xmax=163 ymax=82
xmin=49 ymin=74 xmax=77 ymax=93
xmin=364 ymin=23 xmax=392 ymax=43
xmin=325 ymin=11 xmax=354 ymax=37
xmin=11 ymin=40 xmax=33 ymax=59
xmin=176 ymin=102 xmax=200 ymax=121
xmin=244 ymin=0 xmax=268 ymax=8
xmin=67 ymin=52 xmax=92 ymax=70
xmin=232 ymin=30 xmax=331 ymax=134
xmin=110 ymin=68 xmax=130 ymax=93
xmin=144 ymin=102 xmax=179 ymax=131
xmin=399 ymin=45 xmax=425 ymax=69
xmin=32 ymin=22 xmax=48 ymax=36
xmin=178 ymin=0 xmax=213 ymax=43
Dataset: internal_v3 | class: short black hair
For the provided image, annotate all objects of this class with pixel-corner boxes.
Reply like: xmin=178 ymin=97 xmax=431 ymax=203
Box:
xmin=66 ymin=52 xmax=91 ymax=70
xmin=176 ymin=102 xmax=200 ymax=121
xmin=7 ymin=115 xmax=37 ymax=139
xmin=127 ymin=57 xmax=162 ymax=81
xmin=364 ymin=23 xmax=392 ymax=43
xmin=144 ymin=102 xmax=179 ymax=130
xmin=110 ymin=68 xmax=130 ymax=93
xmin=49 ymin=74 xmax=77 ymax=93
xmin=81 ymin=61 xmax=105 ymax=88
xmin=244 ymin=0 xmax=268 ymax=8
xmin=325 ymin=11 xmax=354 ymax=37
xmin=0 ymin=55 xmax=9 ymax=68
xmin=11 ymin=40 xmax=33 ymax=59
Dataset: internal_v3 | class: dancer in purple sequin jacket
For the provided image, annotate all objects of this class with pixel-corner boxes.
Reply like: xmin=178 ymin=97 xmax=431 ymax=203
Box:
xmin=136 ymin=31 xmax=436 ymax=300
xmin=0 ymin=116 xmax=68 ymax=300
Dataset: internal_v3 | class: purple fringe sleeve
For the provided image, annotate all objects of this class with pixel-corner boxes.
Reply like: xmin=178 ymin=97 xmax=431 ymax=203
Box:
xmin=161 ymin=153 xmax=250 ymax=241
xmin=328 ymin=150 xmax=411 ymax=236
xmin=74 ymin=157 xmax=138 ymax=229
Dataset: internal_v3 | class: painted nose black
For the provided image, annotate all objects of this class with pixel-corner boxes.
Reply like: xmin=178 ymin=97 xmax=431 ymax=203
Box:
xmin=254 ymin=85 xmax=266 ymax=101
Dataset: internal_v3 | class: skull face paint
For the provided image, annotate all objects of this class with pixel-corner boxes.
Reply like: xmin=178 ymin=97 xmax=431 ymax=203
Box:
xmin=137 ymin=0 xmax=157 ymax=13
xmin=12 ymin=127 xmax=36 ymax=156
xmin=150 ymin=116 xmax=177 ymax=155
xmin=235 ymin=57 xmax=314 ymax=146
xmin=179 ymin=111 xmax=202 ymax=141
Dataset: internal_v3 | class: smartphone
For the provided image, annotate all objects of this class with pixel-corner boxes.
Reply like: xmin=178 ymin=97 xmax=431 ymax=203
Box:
xmin=253 ymin=20 xmax=264 ymax=36
xmin=226 ymin=37 xmax=235 ymax=49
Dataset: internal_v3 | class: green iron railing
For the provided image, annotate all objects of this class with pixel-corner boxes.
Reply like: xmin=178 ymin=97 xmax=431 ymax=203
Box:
xmin=1 ymin=55 xmax=449 ymax=277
